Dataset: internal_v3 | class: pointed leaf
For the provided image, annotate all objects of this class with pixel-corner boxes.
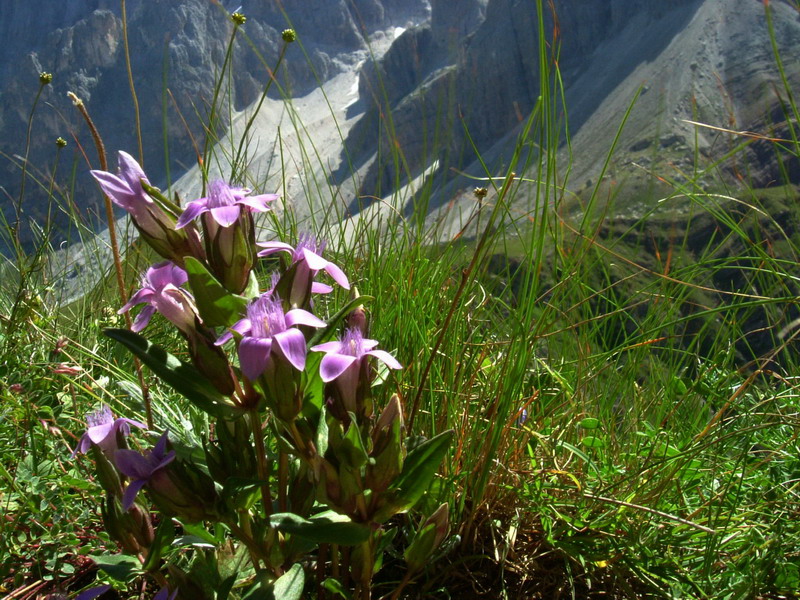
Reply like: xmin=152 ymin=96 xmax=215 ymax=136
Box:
xmin=184 ymin=257 xmax=249 ymax=327
xmin=89 ymin=553 xmax=142 ymax=582
xmin=270 ymin=511 xmax=370 ymax=546
xmin=104 ymin=328 xmax=241 ymax=419
xmin=142 ymin=518 xmax=176 ymax=571
xmin=380 ymin=430 xmax=453 ymax=519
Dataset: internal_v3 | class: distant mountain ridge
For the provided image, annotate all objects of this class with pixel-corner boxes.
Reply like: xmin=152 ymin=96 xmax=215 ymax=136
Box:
xmin=0 ymin=0 xmax=798 ymax=253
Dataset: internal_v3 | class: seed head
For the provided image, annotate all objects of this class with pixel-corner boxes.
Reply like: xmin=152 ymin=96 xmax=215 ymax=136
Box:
xmin=231 ymin=12 xmax=246 ymax=26
xmin=39 ymin=72 xmax=53 ymax=85
xmin=282 ymin=29 xmax=297 ymax=43
xmin=473 ymin=187 xmax=488 ymax=200
xmin=55 ymin=137 xmax=67 ymax=148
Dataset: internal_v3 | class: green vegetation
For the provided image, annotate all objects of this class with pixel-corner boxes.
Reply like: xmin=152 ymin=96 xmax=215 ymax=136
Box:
xmin=2 ymin=2 xmax=799 ymax=599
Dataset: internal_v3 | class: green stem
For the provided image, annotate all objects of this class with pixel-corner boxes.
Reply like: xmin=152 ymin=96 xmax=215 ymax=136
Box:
xmin=250 ymin=409 xmax=273 ymax=517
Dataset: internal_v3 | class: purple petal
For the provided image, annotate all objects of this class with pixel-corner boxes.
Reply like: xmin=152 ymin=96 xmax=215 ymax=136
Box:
xmin=119 ymin=288 xmax=154 ymax=314
xmin=122 ymin=478 xmax=148 ymax=511
xmin=89 ymin=170 xmax=136 ymax=210
xmin=215 ymin=317 xmax=252 ymax=346
xmin=175 ymin=199 xmax=208 ymax=229
xmin=75 ymin=584 xmax=112 ymax=600
xmin=117 ymin=151 xmax=149 ymax=188
xmin=209 ymin=205 xmax=241 ymax=227
xmin=273 ymin=328 xmax=308 ymax=371
xmin=239 ymin=337 xmax=272 ymax=380
xmin=256 ymin=241 xmax=294 ymax=257
xmin=320 ymin=353 xmax=358 ymax=382
xmin=115 ymin=449 xmax=154 ymax=479
xmin=311 ymin=340 xmax=344 ymax=353
xmin=324 ymin=262 xmax=350 ymax=289
xmin=237 ymin=193 xmax=278 ymax=212
xmin=86 ymin=422 xmax=113 ymax=445
xmin=285 ymin=308 xmax=326 ymax=328
xmin=366 ymin=349 xmax=403 ymax=370
xmin=131 ymin=305 xmax=156 ymax=332
xmin=72 ymin=433 xmax=92 ymax=457
xmin=301 ymin=248 xmax=329 ymax=271
xmin=148 ymin=262 xmax=187 ymax=288
xmin=360 ymin=338 xmax=380 ymax=351
xmin=311 ymin=282 xmax=333 ymax=294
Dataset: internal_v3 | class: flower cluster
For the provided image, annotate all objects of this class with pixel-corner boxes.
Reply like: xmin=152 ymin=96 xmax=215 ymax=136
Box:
xmin=76 ymin=150 xmax=448 ymax=600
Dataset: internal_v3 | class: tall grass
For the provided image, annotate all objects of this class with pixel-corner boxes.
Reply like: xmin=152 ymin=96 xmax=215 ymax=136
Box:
xmin=2 ymin=1 xmax=800 ymax=598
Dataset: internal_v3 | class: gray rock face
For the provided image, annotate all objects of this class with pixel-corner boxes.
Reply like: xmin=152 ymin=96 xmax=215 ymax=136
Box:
xmin=0 ymin=0 xmax=428 ymax=252
xmin=339 ymin=0 xmax=799 ymax=218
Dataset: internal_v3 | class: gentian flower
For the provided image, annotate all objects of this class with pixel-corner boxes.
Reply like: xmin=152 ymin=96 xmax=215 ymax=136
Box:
xmin=257 ymin=234 xmax=350 ymax=307
xmin=115 ymin=432 xmax=176 ymax=511
xmin=175 ymin=179 xmax=277 ymax=229
xmin=311 ymin=328 xmax=401 ymax=417
xmin=90 ymin=152 xmax=202 ymax=265
xmin=216 ymin=293 xmax=325 ymax=380
xmin=119 ymin=261 xmax=196 ymax=334
xmin=312 ymin=328 xmax=402 ymax=382
xmin=72 ymin=404 xmax=146 ymax=457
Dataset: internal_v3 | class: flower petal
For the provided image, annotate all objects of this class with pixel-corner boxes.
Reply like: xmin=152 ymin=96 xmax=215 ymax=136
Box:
xmin=90 ymin=170 xmax=136 ymax=210
xmin=115 ymin=449 xmax=154 ymax=480
xmin=237 ymin=193 xmax=278 ymax=212
xmin=131 ymin=305 xmax=156 ymax=332
xmin=366 ymin=349 xmax=403 ymax=370
xmin=122 ymin=478 xmax=148 ymax=511
xmin=256 ymin=241 xmax=294 ymax=257
xmin=215 ymin=317 xmax=252 ymax=346
xmin=311 ymin=282 xmax=333 ymax=294
xmin=320 ymin=353 xmax=358 ymax=382
xmin=324 ymin=262 xmax=350 ymax=289
xmin=285 ymin=308 xmax=326 ymax=328
xmin=273 ymin=328 xmax=308 ymax=371
xmin=118 ymin=151 xmax=149 ymax=189
xmin=311 ymin=340 xmax=344 ymax=353
xmin=239 ymin=337 xmax=272 ymax=380
xmin=175 ymin=199 xmax=208 ymax=229
xmin=209 ymin=205 xmax=241 ymax=227
xmin=119 ymin=288 xmax=154 ymax=314
xmin=301 ymin=248 xmax=329 ymax=271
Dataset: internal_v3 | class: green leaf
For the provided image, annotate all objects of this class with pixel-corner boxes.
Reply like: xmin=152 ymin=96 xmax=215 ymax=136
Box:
xmin=581 ymin=436 xmax=606 ymax=449
xmin=178 ymin=520 xmax=224 ymax=546
xmin=322 ymin=578 xmax=353 ymax=599
xmin=379 ymin=430 xmax=453 ymax=519
xmin=270 ymin=511 xmax=371 ymax=546
xmin=578 ymin=417 xmax=600 ymax=430
xmin=142 ymin=518 xmax=175 ymax=571
xmin=104 ymin=328 xmax=241 ymax=419
xmin=90 ymin=553 xmax=142 ymax=582
xmin=184 ymin=257 xmax=249 ymax=327
xmin=242 ymin=564 xmax=305 ymax=600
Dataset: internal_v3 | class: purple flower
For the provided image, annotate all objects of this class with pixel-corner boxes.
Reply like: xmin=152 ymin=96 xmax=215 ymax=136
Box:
xmin=72 ymin=404 xmax=146 ymax=457
xmin=175 ymin=179 xmax=277 ymax=229
xmin=216 ymin=293 xmax=325 ymax=380
xmin=90 ymin=152 xmax=157 ymax=230
xmin=312 ymin=328 xmax=402 ymax=383
xmin=257 ymin=233 xmax=350 ymax=293
xmin=119 ymin=261 xmax=196 ymax=333
xmin=115 ymin=433 xmax=176 ymax=511
xmin=153 ymin=588 xmax=178 ymax=600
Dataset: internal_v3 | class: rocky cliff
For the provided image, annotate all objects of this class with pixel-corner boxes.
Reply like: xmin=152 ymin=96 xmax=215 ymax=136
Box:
xmin=0 ymin=0 xmax=428 ymax=252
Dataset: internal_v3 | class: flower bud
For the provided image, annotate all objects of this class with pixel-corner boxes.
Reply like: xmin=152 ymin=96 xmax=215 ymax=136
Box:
xmin=231 ymin=12 xmax=246 ymax=26
xmin=403 ymin=503 xmax=450 ymax=573
xmin=39 ymin=72 xmax=53 ymax=85
xmin=282 ymin=29 xmax=297 ymax=42
xmin=55 ymin=137 xmax=67 ymax=148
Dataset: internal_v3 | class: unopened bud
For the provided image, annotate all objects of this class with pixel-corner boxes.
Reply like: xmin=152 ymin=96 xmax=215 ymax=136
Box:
xmin=55 ymin=137 xmax=67 ymax=148
xmin=404 ymin=503 xmax=450 ymax=572
xmin=39 ymin=72 xmax=53 ymax=85
xmin=231 ymin=12 xmax=246 ymax=26
xmin=282 ymin=29 xmax=297 ymax=43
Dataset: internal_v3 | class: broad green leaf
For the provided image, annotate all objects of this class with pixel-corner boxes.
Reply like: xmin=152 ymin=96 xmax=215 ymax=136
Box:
xmin=380 ymin=429 xmax=453 ymax=518
xmin=323 ymin=578 xmax=353 ymax=599
xmin=242 ymin=564 xmax=305 ymax=600
xmin=578 ymin=417 xmax=600 ymax=430
xmin=104 ymin=328 xmax=241 ymax=420
xmin=89 ymin=553 xmax=142 ymax=582
xmin=581 ymin=435 xmax=606 ymax=449
xmin=184 ymin=256 xmax=249 ymax=327
xmin=270 ymin=511 xmax=370 ymax=546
